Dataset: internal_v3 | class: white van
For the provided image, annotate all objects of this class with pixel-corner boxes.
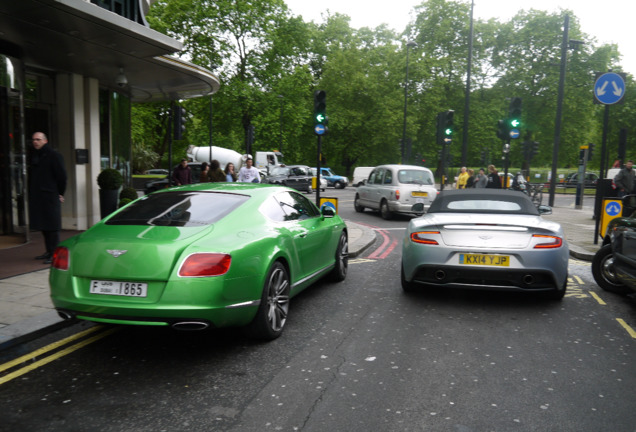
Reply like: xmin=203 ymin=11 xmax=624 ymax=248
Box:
xmin=352 ymin=166 xmax=374 ymax=187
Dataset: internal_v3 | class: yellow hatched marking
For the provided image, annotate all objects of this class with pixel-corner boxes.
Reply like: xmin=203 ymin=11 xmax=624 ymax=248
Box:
xmin=616 ymin=319 xmax=636 ymax=339
xmin=589 ymin=291 xmax=607 ymax=305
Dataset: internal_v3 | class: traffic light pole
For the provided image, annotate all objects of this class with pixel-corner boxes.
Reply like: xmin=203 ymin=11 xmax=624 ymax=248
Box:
xmin=316 ymin=135 xmax=322 ymax=208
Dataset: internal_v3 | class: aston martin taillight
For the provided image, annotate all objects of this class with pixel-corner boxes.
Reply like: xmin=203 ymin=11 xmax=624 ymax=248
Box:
xmin=532 ymin=234 xmax=563 ymax=249
xmin=179 ymin=253 xmax=232 ymax=277
xmin=410 ymin=231 xmax=440 ymax=245
xmin=52 ymin=247 xmax=69 ymax=270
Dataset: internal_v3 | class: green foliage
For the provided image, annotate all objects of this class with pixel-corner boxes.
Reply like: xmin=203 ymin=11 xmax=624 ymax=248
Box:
xmin=118 ymin=198 xmax=133 ymax=208
xmin=119 ymin=187 xmax=138 ymax=201
xmin=97 ymin=168 xmax=124 ymax=190
xmin=134 ymin=0 xmax=634 ymax=179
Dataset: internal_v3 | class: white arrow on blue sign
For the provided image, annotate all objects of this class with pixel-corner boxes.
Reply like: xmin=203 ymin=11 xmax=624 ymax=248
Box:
xmin=594 ymin=72 xmax=626 ymax=105
xmin=314 ymin=124 xmax=326 ymax=135
xmin=509 ymin=128 xmax=520 ymax=139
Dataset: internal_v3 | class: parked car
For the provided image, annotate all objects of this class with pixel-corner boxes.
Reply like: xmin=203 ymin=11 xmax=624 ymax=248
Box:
xmin=315 ymin=167 xmax=348 ymax=189
xmin=354 ymin=164 xmax=437 ymax=219
xmin=308 ymin=167 xmax=328 ymax=191
xmin=563 ymin=172 xmax=599 ymax=188
xmin=146 ymin=168 xmax=169 ymax=175
xmin=592 ymin=194 xmax=636 ymax=294
xmin=352 ymin=166 xmax=374 ymax=187
xmin=49 ymin=183 xmax=348 ymax=340
xmin=401 ymin=189 xmax=569 ymax=299
xmin=264 ymin=165 xmax=313 ymax=193
xmin=144 ymin=162 xmax=203 ymax=194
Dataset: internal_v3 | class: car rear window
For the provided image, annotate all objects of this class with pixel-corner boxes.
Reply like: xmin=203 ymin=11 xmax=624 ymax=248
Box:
xmin=106 ymin=191 xmax=249 ymax=227
xmin=428 ymin=192 xmax=539 ymax=215
xmin=397 ymin=169 xmax=434 ymax=185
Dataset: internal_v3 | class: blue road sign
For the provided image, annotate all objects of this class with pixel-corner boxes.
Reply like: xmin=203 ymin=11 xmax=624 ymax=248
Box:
xmin=314 ymin=124 xmax=326 ymax=135
xmin=509 ymin=128 xmax=520 ymax=139
xmin=605 ymin=201 xmax=621 ymax=216
xmin=594 ymin=72 xmax=626 ymax=105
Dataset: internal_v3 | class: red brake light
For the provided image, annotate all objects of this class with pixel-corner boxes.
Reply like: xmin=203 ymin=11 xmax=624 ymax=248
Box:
xmin=52 ymin=247 xmax=69 ymax=270
xmin=179 ymin=253 xmax=232 ymax=277
xmin=395 ymin=190 xmax=400 ymax=200
xmin=532 ymin=234 xmax=563 ymax=249
xmin=410 ymin=231 xmax=440 ymax=245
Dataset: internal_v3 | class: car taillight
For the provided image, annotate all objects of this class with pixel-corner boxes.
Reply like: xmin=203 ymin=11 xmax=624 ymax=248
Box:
xmin=52 ymin=247 xmax=69 ymax=270
xmin=410 ymin=231 xmax=440 ymax=245
xmin=395 ymin=190 xmax=400 ymax=200
xmin=179 ymin=253 xmax=232 ymax=277
xmin=532 ymin=234 xmax=563 ymax=249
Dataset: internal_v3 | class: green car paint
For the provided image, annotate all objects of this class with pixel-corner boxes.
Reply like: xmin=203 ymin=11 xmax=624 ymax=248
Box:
xmin=50 ymin=183 xmax=348 ymax=339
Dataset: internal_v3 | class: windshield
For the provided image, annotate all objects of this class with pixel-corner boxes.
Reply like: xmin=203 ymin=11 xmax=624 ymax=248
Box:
xmin=270 ymin=167 xmax=289 ymax=176
xmin=107 ymin=191 xmax=249 ymax=227
xmin=397 ymin=169 xmax=434 ymax=185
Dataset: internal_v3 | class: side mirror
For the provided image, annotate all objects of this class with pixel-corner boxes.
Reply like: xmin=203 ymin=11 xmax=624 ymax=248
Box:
xmin=537 ymin=205 xmax=552 ymax=215
xmin=321 ymin=206 xmax=336 ymax=218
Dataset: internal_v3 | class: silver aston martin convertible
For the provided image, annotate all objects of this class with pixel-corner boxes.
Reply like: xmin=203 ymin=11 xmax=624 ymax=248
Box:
xmin=401 ymin=189 xmax=569 ymax=299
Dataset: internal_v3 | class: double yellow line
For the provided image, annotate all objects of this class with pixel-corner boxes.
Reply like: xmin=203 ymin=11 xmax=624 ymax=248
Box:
xmin=0 ymin=325 xmax=117 ymax=386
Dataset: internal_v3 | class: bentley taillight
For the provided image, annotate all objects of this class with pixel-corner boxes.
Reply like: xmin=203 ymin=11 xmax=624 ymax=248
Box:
xmin=179 ymin=253 xmax=232 ymax=277
xmin=52 ymin=247 xmax=69 ymax=270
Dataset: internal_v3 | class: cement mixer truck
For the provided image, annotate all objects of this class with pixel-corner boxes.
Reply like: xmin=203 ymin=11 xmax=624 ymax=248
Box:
xmin=187 ymin=145 xmax=283 ymax=174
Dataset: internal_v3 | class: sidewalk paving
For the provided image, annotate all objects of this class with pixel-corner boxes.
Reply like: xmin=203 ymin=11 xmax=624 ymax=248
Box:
xmin=0 ymin=206 xmax=600 ymax=350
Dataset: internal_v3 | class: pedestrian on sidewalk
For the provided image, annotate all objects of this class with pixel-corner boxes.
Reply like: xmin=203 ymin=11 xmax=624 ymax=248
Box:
xmin=614 ymin=160 xmax=634 ymax=198
xmin=29 ymin=132 xmax=67 ymax=264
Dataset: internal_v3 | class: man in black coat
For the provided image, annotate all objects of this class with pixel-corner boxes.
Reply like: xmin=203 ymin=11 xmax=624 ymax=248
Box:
xmin=29 ymin=132 xmax=67 ymax=264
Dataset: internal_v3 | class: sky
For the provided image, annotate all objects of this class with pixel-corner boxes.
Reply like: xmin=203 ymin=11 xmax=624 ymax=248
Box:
xmin=284 ymin=0 xmax=634 ymax=76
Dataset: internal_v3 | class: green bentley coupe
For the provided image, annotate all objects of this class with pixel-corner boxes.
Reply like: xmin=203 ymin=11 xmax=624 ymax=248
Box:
xmin=50 ymin=183 xmax=348 ymax=340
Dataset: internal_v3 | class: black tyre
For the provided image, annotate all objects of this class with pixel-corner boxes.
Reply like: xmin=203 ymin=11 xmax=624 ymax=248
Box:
xmin=306 ymin=185 xmax=313 ymax=194
xmin=335 ymin=181 xmax=344 ymax=189
xmin=401 ymin=265 xmax=417 ymax=292
xmin=380 ymin=200 xmax=393 ymax=220
xmin=592 ymin=244 xmax=631 ymax=294
xmin=329 ymin=231 xmax=348 ymax=282
xmin=244 ymin=262 xmax=290 ymax=340
xmin=354 ymin=195 xmax=365 ymax=213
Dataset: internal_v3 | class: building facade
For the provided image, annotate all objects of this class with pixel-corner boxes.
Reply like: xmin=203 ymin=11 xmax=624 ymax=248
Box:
xmin=0 ymin=0 xmax=219 ymax=241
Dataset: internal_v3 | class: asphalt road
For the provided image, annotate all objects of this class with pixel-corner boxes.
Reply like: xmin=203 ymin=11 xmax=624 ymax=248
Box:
xmin=1 ymin=188 xmax=635 ymax=431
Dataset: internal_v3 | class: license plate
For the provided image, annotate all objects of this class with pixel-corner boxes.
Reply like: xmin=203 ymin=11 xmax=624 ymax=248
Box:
xmin=412 ymin=191 xmax=428 ymax=197
xmin=459 ymin=254 xmax=510 ymax=266
xmin=90 ymin=280 xmax=148 ymax=297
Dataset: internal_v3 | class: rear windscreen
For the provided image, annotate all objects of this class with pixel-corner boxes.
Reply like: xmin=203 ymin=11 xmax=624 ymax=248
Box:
xmin=106 ymin=191 xmax=249 ymax=227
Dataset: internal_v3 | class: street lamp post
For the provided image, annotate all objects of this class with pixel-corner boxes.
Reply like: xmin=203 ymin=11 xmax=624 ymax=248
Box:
xmin=402 ymin=41 xmax=416 ymax=165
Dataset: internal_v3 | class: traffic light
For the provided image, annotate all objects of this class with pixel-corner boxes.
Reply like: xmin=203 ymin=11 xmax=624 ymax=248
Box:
xmin=173 ymin=106 xmax=186 ymax=140
xmin=313 ymin=90 xmax=328 ymax=135
xmin=587 ymin=142 xmax=595 ymax=161
xmin=496 ymin=119 xmax=508 ymax=140
xmin=530 ymin=141 xmax=539 ymax=159
xmin=437 ymin=110 xmax=454 ymax=145
xmin=508 ymin=97 xmax=522 ymax=130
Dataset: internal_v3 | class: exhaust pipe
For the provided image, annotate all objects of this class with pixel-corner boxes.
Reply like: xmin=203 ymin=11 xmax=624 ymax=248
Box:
xmin=523 ymin=275 xmax=535 ymax=285
xmin=434 ymin=270 xmax=446 ymax=280
xmin=57 ymin=310 xmax=75 ymax=320
xmin=171 ymin=321 xmax=210 ymax=331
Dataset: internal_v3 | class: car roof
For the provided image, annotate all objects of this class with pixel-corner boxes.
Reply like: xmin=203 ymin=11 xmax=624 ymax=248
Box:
xmin=428 ymin=189 xmax=539 ymax=215
xmin=374 ymin=164 xmax=433 ymax=172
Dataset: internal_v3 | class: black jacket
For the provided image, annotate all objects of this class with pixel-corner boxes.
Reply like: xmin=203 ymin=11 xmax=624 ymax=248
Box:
xmin=29 ymin=144 xmax=67 ymax=231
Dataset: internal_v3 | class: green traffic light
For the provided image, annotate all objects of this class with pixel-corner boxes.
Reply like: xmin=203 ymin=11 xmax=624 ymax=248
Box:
xmin=316 ymin=113 xmax=325 ymax=123
xmin=510 ymin=119 xmax=520 ymax=128
xmin=444 ymin=128 xmax=452 ymax=135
